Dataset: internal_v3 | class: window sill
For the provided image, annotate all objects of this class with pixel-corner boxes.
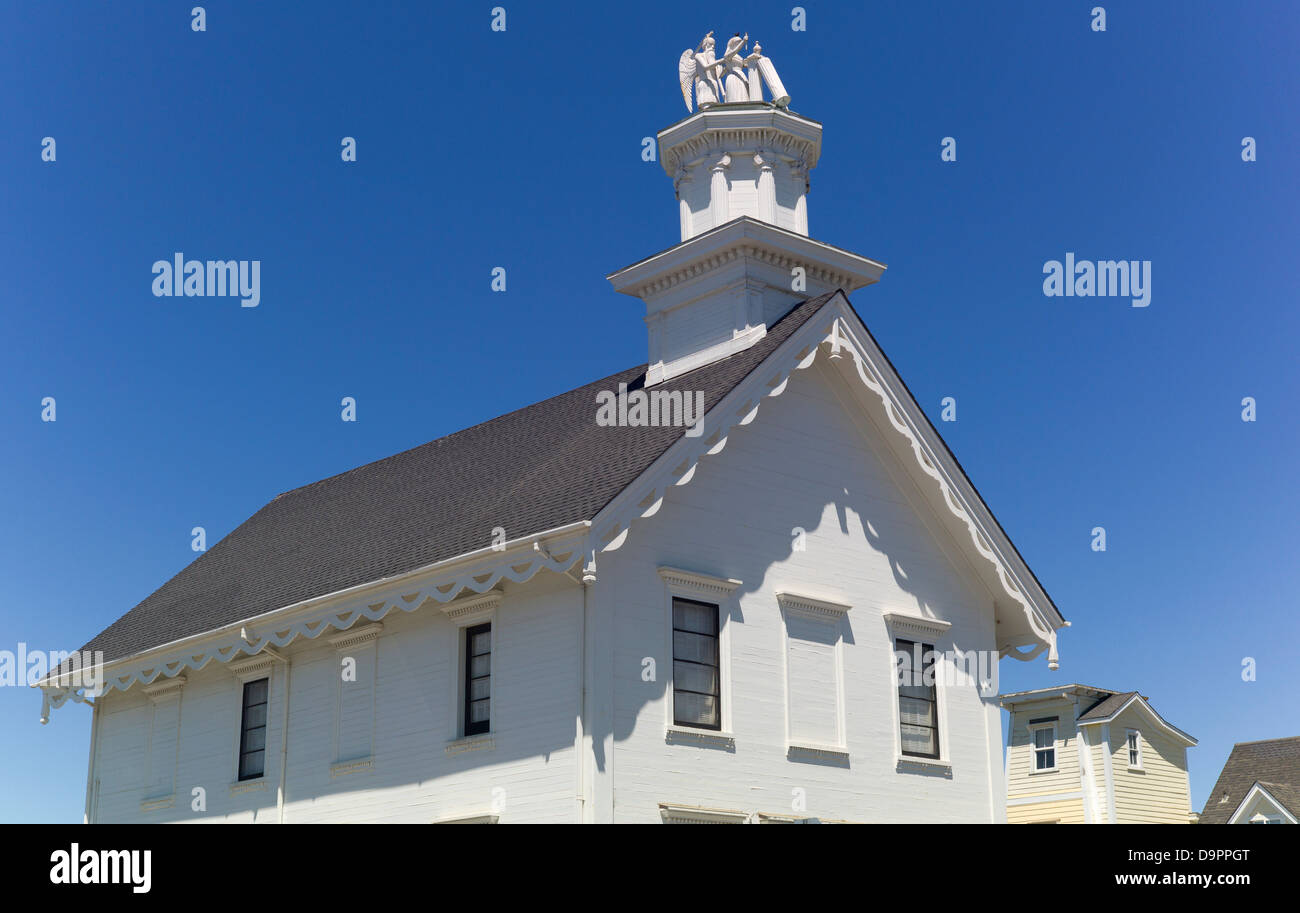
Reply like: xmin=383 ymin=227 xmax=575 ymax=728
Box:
xmin=896 ymin=755 xmax=953 ymax=777
xmin=787 ymin=742 xmax=850 ymax=763
xmin=139 ymin=793 xmax=175 ymax=813
xmin=431 ymin=813 xmax=500 ymax=824
xmin=330 ymin=756 xmax=375 ymax=777
xmin=230 ymin=777 xmax=268 ymax=796
xmin=666 ymin=726 xmax=736 ymax=749
xmin=1028 ymin=767 xmax=1059 ymax=775
xmin=1127 ymin=766 xmax=1144 ymax=773
xmin=659 ymin=802 xmax=748 ymax=824
xmin=446 ymin=733 xmax=495 ymax=756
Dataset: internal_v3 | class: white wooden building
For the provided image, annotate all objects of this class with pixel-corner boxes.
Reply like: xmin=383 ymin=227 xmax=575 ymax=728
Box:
xmin=39 ymin=49 xmax=1067 ymax=823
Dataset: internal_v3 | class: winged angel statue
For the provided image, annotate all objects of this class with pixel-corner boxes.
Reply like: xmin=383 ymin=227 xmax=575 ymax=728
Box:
xmin=678 ymin=31 xmax=790 ymax=113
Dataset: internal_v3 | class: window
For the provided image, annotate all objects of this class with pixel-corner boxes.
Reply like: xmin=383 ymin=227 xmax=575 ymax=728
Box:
xmin=238 ymin=678 xmax=268 ymax=781
xmin=895 ymin=639 xmax=939 ymax=759
xmin=672 ymin=597 xmax=721 ymax=730
xmin=464 ymin=623 xmax=491 ymax=736
xmin=1031 ymin=724 xmax=1057 ymax=771
xmin=1126 ymin=730 xmax=1142 ymax=769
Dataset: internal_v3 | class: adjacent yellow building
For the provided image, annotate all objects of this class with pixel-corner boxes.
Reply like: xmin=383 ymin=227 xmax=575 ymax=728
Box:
xmin=1000 ymin=685 xmax=1197 ymax=824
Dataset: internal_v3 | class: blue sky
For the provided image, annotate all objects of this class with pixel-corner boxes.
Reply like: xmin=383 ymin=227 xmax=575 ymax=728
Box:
xmin=1 ymin=1 xmax=1296 ymax=822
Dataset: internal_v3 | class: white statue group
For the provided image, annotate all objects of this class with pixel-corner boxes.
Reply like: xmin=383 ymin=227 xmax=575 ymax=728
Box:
xmin=678 ymin=31 xmax=790 ymax=113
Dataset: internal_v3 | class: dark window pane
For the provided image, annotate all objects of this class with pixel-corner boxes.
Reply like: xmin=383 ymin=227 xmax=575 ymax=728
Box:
xmin=674 ymin=691 xmax=719 ymax=728
xmin=672 ymin=630 xmax=717 ymax=666
xmin=899 ymin=681 xmax=934 ymax=701
xmin=242 ymin=702 xmax=267 ymax=730
xmin=901 ymin=724 xmax=936 ymax=756
xmin=673 ymin=599 xmax=717 ymax=635
xmin=243 ymin=678 xmax=268 ymax=706
xmin=464 ymin=624 xmax=491 ymax=735
xmin=239 ymin=750 xmax=264 ymax=780
xmin=238 ymin=678 xmax=270 ymax=780
xmin=673 ymin=661 xmax=719 ymax=696
xmin=899 ymin=695 xmax=935 ymax=727
xmin=672 ymin=600 xmax=721 ymax=730
xmin=241 ymin=726 xmax=266 ymax=753
xmin=896 ymin=640 xmax=938 ymax=758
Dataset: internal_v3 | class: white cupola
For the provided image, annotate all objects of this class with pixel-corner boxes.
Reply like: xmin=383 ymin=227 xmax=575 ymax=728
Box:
xmin=609 ymin=40 xmax=884 ymax=386
xmin=663 ymin=104 xmax=820 ymax=241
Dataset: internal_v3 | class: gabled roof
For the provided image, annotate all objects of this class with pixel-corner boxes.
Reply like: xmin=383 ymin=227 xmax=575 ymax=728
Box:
xmin=1200 ymin=736 xmax=1300 ymax=824
xmin=1077 ymin=691 xmax=1140 ymax=721
xmin=1074 ymin=691 xmax=1197 ymax=745
xmin=74 ymin=293 xmax=835 ymax=666
xmin=999 ymin=684 xmax=1195 ymax=746
xmin=1239 ymin=782 xmax=1300 ymax=823
xmin=56 ymin=289 xmax=1066 ymax=698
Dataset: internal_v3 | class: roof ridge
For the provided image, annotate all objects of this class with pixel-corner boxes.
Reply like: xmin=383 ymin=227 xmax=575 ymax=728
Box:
xmin=1232 ymin=735 xmax=1300 ymax=748
xmin=1000 ymin=683 xmax=1123 ymax=698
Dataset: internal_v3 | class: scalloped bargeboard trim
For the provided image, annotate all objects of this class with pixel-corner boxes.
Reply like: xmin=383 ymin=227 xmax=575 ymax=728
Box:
xmin=591 ymin=294 xmax=1059 ymax=666
xmin=42 ymin=537 xmax=583 ymax=708
xmin=44 ymin=296 xmax=1061 ymax=713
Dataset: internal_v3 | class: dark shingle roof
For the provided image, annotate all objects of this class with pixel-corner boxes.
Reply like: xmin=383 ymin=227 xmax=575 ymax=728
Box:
xmin=1199 ymin=737 xmax=1300 ymax=824
xmin=1077 ymin=691 xmax=1138 ymax=721
xmin=78 ymin=292 xmax=837 ymax=666
xmin=1075 ymin=690 xmax=1195 ymax=745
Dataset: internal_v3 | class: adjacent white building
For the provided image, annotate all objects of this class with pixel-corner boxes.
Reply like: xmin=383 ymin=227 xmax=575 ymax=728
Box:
xmin=39 ymin=44 xmax=1067 ymax=823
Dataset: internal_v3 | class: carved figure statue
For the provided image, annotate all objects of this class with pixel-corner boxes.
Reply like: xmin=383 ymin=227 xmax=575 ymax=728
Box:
xmin=678 ymin=32 xmax=790 ymax=113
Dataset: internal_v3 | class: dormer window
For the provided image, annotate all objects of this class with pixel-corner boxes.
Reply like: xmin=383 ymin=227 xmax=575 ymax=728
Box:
xmin=1126 ymin=729 xmax=1143 ymax=770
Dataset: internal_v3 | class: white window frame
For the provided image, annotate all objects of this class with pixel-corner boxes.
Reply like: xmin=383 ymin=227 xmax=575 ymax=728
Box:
xmin=1126 ymin=728 xmax=1143 ymax=770
xmin=777 ymin=592 xmax=851 ymax=757
xmin=658 ymin=567 xmax=741 ymax=743
xmin=883 ymin=613 xmax=953 ymax=770
xmin=1028 ymin=722 xmax=1058 ymax=774
xmin=441 ymin=592 xmax=501 ymax=753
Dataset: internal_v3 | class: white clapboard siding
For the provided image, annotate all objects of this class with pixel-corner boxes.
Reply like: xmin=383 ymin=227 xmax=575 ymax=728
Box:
xmin=91 ymin=573 xmax=583 ymax=823
xmin=89 ymin=358 xmax=1010 ymax=823
xmin=601 ymin=359 xmax=1002 ymax=823
xmin=1109 ymin=705 xmax=1192 ymax=824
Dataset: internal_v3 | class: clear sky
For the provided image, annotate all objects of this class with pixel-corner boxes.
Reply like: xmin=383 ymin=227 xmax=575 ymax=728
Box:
xmin=1 ymin=1 xmax=1295 ymax=822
